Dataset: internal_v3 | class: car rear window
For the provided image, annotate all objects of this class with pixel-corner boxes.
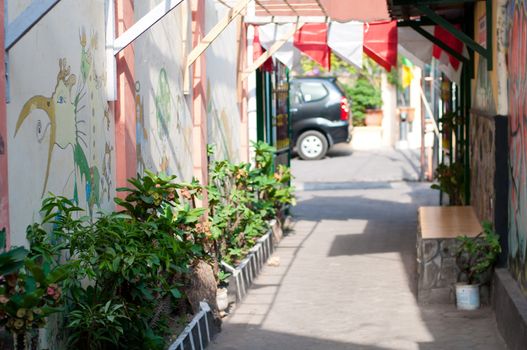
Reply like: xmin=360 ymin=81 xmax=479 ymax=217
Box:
xmin=299 ymin=82 xmax=328 ymax=102
xmin=334 ymin=79 xmax=348 ymax=96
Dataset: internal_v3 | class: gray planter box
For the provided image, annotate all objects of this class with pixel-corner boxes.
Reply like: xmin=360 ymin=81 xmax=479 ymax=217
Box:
xmin=222 ymin=227 xmax=275 ymax=303
xmin=168 ymin=302 xmax=219 ymax=350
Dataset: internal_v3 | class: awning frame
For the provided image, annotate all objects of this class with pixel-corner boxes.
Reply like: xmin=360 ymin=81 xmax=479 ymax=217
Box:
xmin=401 ymin=20 xmax=468 ymax=63
xmin=417 ymin=2 xmax=492 ymax=70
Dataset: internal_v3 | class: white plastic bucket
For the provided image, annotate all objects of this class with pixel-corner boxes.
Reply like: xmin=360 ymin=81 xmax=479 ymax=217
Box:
xmin=455 ymin=283 xmax=480 ymax=310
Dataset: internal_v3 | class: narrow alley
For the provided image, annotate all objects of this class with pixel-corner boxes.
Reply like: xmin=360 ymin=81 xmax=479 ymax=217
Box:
xmin=211 ymin=147 xmax=506 ymax=350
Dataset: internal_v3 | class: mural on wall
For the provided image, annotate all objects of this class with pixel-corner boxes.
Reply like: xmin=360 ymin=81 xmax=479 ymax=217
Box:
xmin=470 ymin=115 xmax=496 ymax=223
xmin=135 ymin=81 xmax=148 ymax=174
xmin=155 ymin=68 xmax=173 ymax=173
xmin=134 ymin=67 xmax=193 ymax=179
xmin=205 ymin=0 xmax=241 ymax=163
xmin=14 ymin=29 xmax=113 ymax=216
xmin=207 ymin=81 xmax=235 ymax=161
xmin=507 ymin=0 xmax=527 ymax=292
xmin=133 ymin=0 xmax=194 ymax=181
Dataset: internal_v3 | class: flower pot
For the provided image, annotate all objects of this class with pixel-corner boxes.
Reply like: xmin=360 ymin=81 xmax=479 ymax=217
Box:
xmin=455 ymin=283 xmax=480 ymax=310
xmin=216 ymin=287 xmax=229 ymax=311
xmin=365 ymin=109 xmax=383 ymax=127
xmin=397 ymin=107 xmax=415 ymax=123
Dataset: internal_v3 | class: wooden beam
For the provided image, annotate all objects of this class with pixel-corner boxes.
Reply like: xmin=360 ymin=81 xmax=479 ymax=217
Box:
xmin=5 ymin=0 xmax=61 ymax=50
xmin=241 ymin=22 xmax=304 ymax=81
xmin=106 ymin=0 xmax=117 ymax=100
xmin=408 ymin=22 xmax=468 ymax=63
xmin=184 ymin=0 xmax=251 ymax=94
xmin=186 ymin=0 xmax=250 ymax=68
xmin=417 ymin=5 xmax=488 ymax=59
xmin=113 ymin=0 xmax=184 ymax=55
xmin=113 ymin=0 xmax=185 ymax=55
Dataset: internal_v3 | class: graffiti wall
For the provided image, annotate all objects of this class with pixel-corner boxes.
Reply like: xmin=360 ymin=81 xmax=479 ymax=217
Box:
xmin=205 ymin=0 xmax=242 ymax=162
xmin=134 ymin=0 xmax=194 ymax=181
xmin=470 ymin=115 xmax=496 ymax=223
xmin=507 ymin=0 xmax=527 ymax=292
xmin=6 ymin=0 xmax=114 ymax=247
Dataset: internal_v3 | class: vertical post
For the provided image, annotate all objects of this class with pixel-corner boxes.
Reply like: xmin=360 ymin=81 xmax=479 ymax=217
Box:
xmin=420 ymin=74 xmax=425 ymax=181
xmin=459 ymin=67 xmax=466 ymax=200
xmin=286 ymin=67 xmax=292 ymax=168
xmin=114 ymin=0 xmax=136 ymax=195
xmin=191 ymin=0 xmax=208 ymax=188
xmin=237 ymin=17 xmax=249 ymax=162
xmin=486 ymin=0 xmax=492 ymax=71
xmin=256 ymin=69 xmax=265 ymax=142
xmin=265 ymin=71 xmax=272 ymax=144
xmin=465 ymin=0 xmax=474 ymax=204
xmin=0 ymin=0 xmax=10 ymax=247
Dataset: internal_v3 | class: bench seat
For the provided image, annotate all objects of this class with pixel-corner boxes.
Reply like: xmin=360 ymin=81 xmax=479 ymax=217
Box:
xmin=417 ymin=206 xmax=482 ymax=304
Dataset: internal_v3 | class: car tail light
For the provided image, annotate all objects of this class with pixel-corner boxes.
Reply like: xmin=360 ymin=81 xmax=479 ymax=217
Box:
xmin=340 ymin=97 xmax=349 ymax=121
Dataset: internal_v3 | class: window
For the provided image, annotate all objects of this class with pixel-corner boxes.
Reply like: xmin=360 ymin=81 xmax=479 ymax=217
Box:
xmin=300 ymin=82 xmax=328 ymax=102
xmin=291 ymin=84 xmax=303 ymax=106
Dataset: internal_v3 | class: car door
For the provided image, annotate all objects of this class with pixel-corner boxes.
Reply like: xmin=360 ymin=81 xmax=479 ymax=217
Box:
xmin=290 ymin=80 xmax=329 ymax=141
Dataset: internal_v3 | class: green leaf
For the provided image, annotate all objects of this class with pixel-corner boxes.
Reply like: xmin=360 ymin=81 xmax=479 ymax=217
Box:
xmin=48 ymin=265 xmax=71 ymax=283
xmin=170 ymin=288 xmax=182 ymax=299
xmin=25 ymin=259 xmax=46 ymax=284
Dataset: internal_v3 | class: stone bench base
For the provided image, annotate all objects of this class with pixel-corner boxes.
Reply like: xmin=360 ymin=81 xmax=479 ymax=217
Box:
xmin=417 ymin=206 xmax=482 ymax=304
xmin=417 ymin=236 xmax=459 ymax=304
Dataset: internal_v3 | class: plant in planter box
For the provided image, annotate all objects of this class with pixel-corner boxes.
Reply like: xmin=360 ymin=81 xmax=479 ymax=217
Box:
xmin=30 ymin=185 xmax=205 ymax=350
xmin=252 ymin=141 xmax=296 ymax=219
xmin=455 ymin=222 xmax=501 ymax=310
xmin=208 ymin=159 xmax=266 ymax=266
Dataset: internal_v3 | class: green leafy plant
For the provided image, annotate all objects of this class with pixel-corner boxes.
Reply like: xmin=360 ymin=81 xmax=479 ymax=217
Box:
xmin=207 ymin=142 xmax=295 ymax=266
xmin=431 ymin=162 xmax=465 ymax=205
xmin=66 ymin=291 xmax=129 ymax=349
xmin=27 ymin=187 xmax=204 ymax=350
xmin=0 ymin=221 xmax=71 ymax=349
xmin=217 ymin=271 xmax=231 ymax=286
xmin=439 ymin=111 xmax=463 ymax=132
xmin=456 ymin=222 xmax=501 ymax=285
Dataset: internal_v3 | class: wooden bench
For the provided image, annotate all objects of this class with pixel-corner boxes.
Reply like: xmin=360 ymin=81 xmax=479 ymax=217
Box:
xmin=417 ymin=206 xmax=482 ymax=304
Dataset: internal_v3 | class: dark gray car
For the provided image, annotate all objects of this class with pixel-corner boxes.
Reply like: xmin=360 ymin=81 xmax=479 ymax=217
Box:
xmin=290 ymin=77 xmax=351 ymax=160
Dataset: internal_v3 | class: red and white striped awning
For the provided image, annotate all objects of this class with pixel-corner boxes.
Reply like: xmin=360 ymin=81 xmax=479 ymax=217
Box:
xmin=247 ymin=0 xmax=390 ymax=23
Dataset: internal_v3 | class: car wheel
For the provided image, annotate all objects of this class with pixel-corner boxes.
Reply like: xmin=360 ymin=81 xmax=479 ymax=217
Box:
xmin=297 ymin=130 xmax=328 ymax=160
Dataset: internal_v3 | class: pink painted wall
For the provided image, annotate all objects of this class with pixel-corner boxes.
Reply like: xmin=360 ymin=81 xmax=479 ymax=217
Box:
xmin=115 ymin=0 xmax=137 ymax=195
xmin=191 ymin=0 xmax=208 ymax=187
xmin=0 ymin=0 xmax=10 ymax=247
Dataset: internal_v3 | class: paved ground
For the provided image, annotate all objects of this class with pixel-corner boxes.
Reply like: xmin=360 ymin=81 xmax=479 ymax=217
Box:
xmin=210 ymin=147 xmax=506 ymax=350
xmin=292 ymin=144 xmax=422 ymax=188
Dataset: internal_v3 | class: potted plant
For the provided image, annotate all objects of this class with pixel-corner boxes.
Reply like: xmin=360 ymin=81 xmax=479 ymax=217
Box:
xmin=455 ymin=222 xmax=501 ymax=310
xmin=348 ymin=76 xmax=383 ymax=127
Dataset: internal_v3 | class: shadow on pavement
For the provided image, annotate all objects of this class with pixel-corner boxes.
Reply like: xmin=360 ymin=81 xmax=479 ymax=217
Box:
xmin=211 ymin=325 xmax=390 ymax=350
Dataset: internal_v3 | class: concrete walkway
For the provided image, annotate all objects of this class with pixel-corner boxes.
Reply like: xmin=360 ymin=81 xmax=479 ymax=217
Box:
xmin=210 ymin=148 xmax=506 ymax=350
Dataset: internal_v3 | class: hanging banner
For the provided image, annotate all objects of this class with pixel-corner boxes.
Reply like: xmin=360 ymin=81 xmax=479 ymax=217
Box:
xmin=397 ymin=26 xmax=434 ymax=68
xmin=363 ymin=21 xmax=398 ymax=71
xmin=258 ymin=23 xmax=297 ymax=69
xmin=328 ymin=21 xmax=363 ymax=68
xmin=253 ymin=26 xmax=274 ymax=72
xmin=432 ymin=25 xmax=465 ymax=83
xmin=294 ymin=23 xmax=331 ymax=71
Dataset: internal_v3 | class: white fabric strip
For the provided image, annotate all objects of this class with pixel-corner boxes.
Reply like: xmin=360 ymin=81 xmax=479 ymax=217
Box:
xmin=328 ymin=21 xmax=364 ymax=68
